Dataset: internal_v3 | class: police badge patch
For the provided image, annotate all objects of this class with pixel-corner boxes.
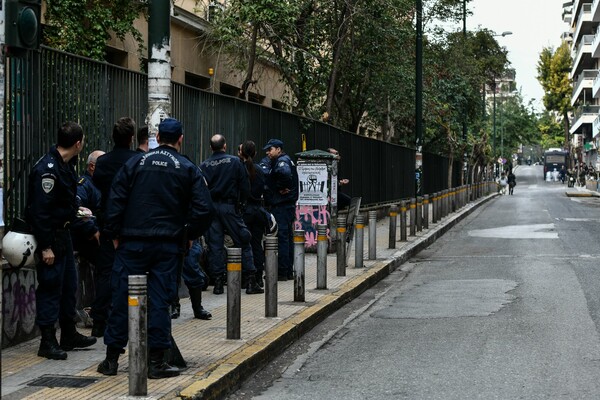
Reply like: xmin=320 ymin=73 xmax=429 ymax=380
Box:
xmin=42 ymin=178 xmax=55 ymax=193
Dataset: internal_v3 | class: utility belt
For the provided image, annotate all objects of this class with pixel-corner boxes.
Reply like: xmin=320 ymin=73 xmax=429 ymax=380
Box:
xmin=214 ymin=198 xmax=237 ymax=205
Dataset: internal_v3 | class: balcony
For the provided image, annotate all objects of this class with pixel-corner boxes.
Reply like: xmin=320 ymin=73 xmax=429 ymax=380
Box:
xmin=570 ymin=104 xmax=600 ymax=135
xmin=593 ymin=0 xmax=600 ymax=21
xmin=572 ymin=69 xmax=597 ymax=105
xmin=593 ymin=72 xmax=600 ymax=97
xmin=593 ymin=113 xmax=600 ymax=137
xmin=573 ymin=3 xmax=593 ymax=48
xmin=574 ymin=34 xmax=594 ymax=69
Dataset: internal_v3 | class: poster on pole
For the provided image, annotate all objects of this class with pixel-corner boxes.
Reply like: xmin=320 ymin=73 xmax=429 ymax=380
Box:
xmin=297 ymin=163 xmax=328 ymax=205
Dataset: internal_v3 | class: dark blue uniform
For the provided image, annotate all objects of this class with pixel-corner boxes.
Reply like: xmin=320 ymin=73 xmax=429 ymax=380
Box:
xmin=71 ymin=171 xmax=101 ymax=260
xmin=103 ymin=145 xmax=213 ymax=351
xmin=263 ymin=153 xmax=299 ymax=279
xmin=90 ymin=147 xmax=139 ymax=330
xmin=200 ymin=152 xmax=255 ymax=281
xmin=25 ymin=146 xmax=79 ymax=328
xmin=242 ymin=161 xmax=269 ymax=279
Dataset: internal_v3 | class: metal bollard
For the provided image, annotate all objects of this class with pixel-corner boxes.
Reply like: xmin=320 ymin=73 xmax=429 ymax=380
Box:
xmin=409 ymin=198 xmax=416 ymax=236
xmin=293 ymin=230 xmax=305 ymax=302
xmin=368 ymin=210 xmax=377 ymax=260
xmin=443 ymin=189 xmax=448 ymax=218
xmin=336 ymin=216 xmax=347 ymax=276
xmin=264 ymin=237 xmax=278 ymax=318
xmin=316 ymin=224 xmax=328 ymax=289
xmin=226 ymin=248 xmax=241 ymax=340
xmin=388 ymin=205 xmax=398 ymax=249
xmin=433 ymin=192 xmax=439 ymax=223
xmin=355 ymin=215 xmax=365 ymax=268
xmin=400 ymin=201 xmax=408 ymax=241
xmin=128 ymin=275 xmax=148 ymax=396
xmin=416 ymin=196 xmax=423 ymax=232
xmin=423 ymin=194 xmax=429 ymax=229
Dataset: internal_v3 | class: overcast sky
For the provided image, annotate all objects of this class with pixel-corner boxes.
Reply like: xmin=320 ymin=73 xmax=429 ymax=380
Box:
xmin=467 ymin=0 xmax=567 ymax=111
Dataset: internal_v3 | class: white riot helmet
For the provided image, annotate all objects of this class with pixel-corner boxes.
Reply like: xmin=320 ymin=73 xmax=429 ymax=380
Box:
xmin=266 ymin=213 xmax=278 ymax=237
xmin=2 ymin=221 xmax=37 ymax=268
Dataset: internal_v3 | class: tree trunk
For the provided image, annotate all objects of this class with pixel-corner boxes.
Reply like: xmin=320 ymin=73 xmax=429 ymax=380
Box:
xmin=241 ymin=23 xmax=258 ymax=100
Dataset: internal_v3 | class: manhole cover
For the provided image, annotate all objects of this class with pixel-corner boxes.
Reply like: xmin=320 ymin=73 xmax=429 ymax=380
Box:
xmin=28 ymin=375 xmax=100 ymax=388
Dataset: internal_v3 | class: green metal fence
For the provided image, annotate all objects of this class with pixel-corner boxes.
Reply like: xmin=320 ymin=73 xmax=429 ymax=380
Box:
xmin=4 ymin=46 xmax=456 ymax=228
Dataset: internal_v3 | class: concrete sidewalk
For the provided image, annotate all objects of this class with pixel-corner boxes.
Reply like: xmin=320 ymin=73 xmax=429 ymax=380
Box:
xmin=1 ymin=191 xmax=496 ymax=400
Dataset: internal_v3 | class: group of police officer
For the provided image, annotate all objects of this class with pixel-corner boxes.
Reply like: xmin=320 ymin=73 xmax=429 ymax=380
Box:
xmin=24 ymin=117 xmax=299 ymax=379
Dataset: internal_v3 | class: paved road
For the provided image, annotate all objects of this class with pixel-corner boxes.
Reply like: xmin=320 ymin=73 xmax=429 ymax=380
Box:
xmin=229 ymin=165 xmax=600 ymax=399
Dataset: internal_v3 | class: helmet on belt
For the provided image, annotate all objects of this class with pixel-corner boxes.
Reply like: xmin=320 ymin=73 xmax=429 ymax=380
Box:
xmin=266 ymin=213 xmax=278 ymax=237
xmin=2 ymin=220 xmax=37 ymax=268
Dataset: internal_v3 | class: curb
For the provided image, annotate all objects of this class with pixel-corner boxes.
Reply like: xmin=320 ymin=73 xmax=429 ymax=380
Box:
xmin=178 ymin=193 xmax=499 ymax=400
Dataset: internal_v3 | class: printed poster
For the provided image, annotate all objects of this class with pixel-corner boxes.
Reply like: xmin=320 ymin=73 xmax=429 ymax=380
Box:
xmin=297 ymin=164 xmax=328 ymax=205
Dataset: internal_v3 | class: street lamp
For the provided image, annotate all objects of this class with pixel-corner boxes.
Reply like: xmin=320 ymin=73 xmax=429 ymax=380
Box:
xmin=491 ymin=31 xmax=513 ymax=176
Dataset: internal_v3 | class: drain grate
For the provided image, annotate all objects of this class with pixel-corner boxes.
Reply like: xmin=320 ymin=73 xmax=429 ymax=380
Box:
xmin=27 ymin=375 xmax=100 ymax=388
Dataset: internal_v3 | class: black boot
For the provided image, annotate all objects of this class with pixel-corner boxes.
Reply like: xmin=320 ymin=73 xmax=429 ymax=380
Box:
xmin=97 ymin=346 xmax=123 ymax=376
xmin=170 ymin=299 xmax=181 ymax=319
xmin=213 ymin=275 xmax=224 ymax=295
xmin=256 ymin=271 xmax=264 ymax=288
xmin=91 ymin=320 xmax=106 ymax=338
xmin=59 ymin=320 xmax=97 ymax=351
xmin=189 ymin=286 xmax=212 ymax=320
xmin=246 ymin=273 xmax=264 ymax=295
xmin=38 ymin=326 xmax=67 ymax=360
xmin=148 ymin=349 xmax=180 ymax=379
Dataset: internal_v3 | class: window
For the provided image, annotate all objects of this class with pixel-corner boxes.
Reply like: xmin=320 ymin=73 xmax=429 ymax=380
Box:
xmin=185 ymin=72 xmax=211 ymax=90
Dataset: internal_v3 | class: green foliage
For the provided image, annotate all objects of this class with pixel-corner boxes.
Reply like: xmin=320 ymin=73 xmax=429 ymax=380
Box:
xmin=537 ymin=42 xmax=572 ymax=115
xmin=43 ymin=0 xmax=146 ymax=61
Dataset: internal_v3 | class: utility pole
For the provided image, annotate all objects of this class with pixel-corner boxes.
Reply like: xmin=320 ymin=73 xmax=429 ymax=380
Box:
xmin=462 ymin=0 xmax=468 ymax=185
xmin=146 ymin=0 xmax=172 ymax=149
xmin=415 ymin=0 xmax=423 ymax=196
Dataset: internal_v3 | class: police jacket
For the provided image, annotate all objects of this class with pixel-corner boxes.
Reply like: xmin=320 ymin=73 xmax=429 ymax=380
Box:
xmin=264 ymin=153 xmax=299 ymax=206
xmin=104 ymin=145 xmax=214 ymax=242
xmin=93 ymin=146 xmax=139 ymax=222
xmin=200 ymin=151 xmax=250 ymax=204
xmin=25 ymin=146 xmax=78 ymax=250
xmin=246 ymin=161 xmax=266 ymax=205
xmin=70 ymin=171 xmax=101 ymax=240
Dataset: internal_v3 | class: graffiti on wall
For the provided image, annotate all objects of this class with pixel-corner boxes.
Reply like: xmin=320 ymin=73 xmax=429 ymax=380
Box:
xmin=294 ymin=205 xmax=331 ymax=250
xmin=2 ymin=268 xmax=37 ymax=347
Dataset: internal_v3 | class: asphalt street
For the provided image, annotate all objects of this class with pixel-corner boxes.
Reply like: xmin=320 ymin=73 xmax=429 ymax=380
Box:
xmin=229 ymin=165 xmax=600 ymax=399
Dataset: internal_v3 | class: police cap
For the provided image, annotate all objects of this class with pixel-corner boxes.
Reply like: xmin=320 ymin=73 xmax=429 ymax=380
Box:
xmin=263 ymin=138 xmax=284 ymax=150
xmin=159 ymin=118 xmax=183 ymax=142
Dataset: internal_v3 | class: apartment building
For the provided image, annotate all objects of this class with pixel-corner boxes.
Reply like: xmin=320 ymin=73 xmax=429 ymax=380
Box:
xmin=563 ymin=0 xmax=600 ymax=167
xmin=103 ymin=0 xmax=289 ymax=109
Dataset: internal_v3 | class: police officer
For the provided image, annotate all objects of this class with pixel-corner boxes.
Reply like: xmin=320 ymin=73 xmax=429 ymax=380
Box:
xmin=262 ymin=138 xmax=299 ymax=281
xmin=97 ymin=118 xmax=214 ymax=379
xmin=71 ymin=150 xmax=104 ymax=261
xmin=136 ymin=125 xmax=149 ymax=153
xmin=238 ymin=140 xmax=269 ymax=287
xmin=26 ymin=121 xmax=97 ymax=360
xmin=201 ymin=134 xmax=263 ymax=295
xmin=90 ymin=117 xmax=139 ymax=337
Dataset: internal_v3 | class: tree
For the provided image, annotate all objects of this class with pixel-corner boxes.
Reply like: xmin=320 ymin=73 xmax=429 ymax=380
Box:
xmin=536 ymin=42 xmax=573 ymax=151
xmin=43 ymin=0 xmax=146 ymax=61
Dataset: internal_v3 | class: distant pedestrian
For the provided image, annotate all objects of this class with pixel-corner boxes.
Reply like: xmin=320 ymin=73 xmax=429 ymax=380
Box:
xmin=90 ymin=117 xmax=139 ymax=338
xmin=97 ymin=118 xmax=214 ymax=379
xmin=201 ymin=135 xmax=263 ymax=295
xmin=508 ymin=170 xmax=516 ymax=195
xmin=262 ymin=138 xmax=299 ymax=281
xmin=26 ymin=121 xmax=97 ymax=360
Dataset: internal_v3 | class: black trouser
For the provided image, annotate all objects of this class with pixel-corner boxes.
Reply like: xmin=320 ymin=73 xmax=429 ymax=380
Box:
xmin=243 ymin=203 xmax=267 ymax=277
xmin=90 ymin=233 xmax=114 ymax=325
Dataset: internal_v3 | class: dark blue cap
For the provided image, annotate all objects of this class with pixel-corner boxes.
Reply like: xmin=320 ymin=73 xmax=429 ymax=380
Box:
xmin=158 ymin=118 xmax=183 ymax=141
xmin=263 ymin=138 xmax=284 ymax=150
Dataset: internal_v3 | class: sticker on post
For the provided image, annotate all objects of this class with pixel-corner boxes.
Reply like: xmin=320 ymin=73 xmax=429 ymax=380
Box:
xmin=128 ymin=296 xmax=139 ymax=306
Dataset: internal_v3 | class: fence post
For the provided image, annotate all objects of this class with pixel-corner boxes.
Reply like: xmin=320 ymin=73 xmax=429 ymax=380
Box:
xmin=337 ymin=215 xmax=347 ymax=276
xmin=400 ymin=201 xmax=407 ymax=241
xmin=355 ymin=215 xmax=365 ymax=268
xmin=388 ymin=205 xmax=398 ymax=249
xmin=293 ymin=230 xmax=305 ymax=302
xmin=416 ymin=196 xmax=423 ymax=232
xmin=264 ymin=237 xmax=278 ymax=318
xmin=368 ymin=210 xmax=377 ymax=260
xmin=226 ymin=248 xmax=241 ymax=340
xmin=423 ymin=194 xmax=429 ymax=229
xmin=316 ymin=224 xmax=328 ymax=289
xmin=409 ymin=198 xmax=416 ymax=236
xmin=128 ymin=275 xmax=147 ymax=396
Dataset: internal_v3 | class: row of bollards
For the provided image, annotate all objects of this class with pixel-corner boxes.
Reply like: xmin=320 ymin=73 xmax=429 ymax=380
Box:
xmin=127 ymin=181 xmax=493 ymax=395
